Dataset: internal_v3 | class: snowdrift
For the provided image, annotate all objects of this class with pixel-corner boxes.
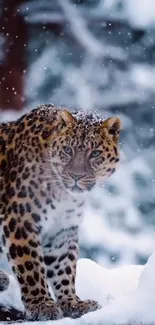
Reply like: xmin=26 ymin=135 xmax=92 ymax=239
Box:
xmin=1 ymin=255 xmax=155 ymax=324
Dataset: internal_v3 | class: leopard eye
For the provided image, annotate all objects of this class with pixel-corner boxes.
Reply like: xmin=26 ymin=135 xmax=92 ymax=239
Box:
xmin=63 ymin=146 xmax=72 ymax=156
xmin=89 ymin=150 xmax=102 ymax=158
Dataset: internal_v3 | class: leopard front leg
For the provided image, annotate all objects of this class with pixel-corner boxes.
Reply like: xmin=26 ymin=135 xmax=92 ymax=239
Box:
xmin=44 ymin=226 xmax=101 ymax=318
xmin=2 ymin=210 xmax=62 ymax=321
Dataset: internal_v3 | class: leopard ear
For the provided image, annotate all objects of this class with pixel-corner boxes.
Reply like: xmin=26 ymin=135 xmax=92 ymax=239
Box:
xmin=101 ymin=117 xmax=121 ymax=142
xmin=58 ymin=110 xmax=77 ymax=125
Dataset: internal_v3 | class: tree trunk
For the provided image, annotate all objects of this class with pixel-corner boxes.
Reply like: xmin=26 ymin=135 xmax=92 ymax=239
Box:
xmin=0 ymin=0 xmax=27 ymax=111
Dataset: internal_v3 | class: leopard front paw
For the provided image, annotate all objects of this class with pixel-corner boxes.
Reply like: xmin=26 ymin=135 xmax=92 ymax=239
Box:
xmin=59 ymin=298 xmax=101 ymax=319
xmin=26 ymin=300 xmax=63 ymax=321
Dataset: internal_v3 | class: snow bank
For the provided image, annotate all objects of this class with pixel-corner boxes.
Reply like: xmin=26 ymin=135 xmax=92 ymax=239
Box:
xmin=1 ymin=255 xmax=155 ymax=325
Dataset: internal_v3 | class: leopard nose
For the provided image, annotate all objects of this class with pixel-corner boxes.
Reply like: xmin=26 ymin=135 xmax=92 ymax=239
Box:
xmin=69 ymin=172 xmax=85 ymax=182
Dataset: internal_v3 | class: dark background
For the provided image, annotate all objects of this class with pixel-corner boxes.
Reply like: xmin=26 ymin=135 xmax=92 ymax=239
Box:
xmin=1 ymin=0 xmax=155 ymax=268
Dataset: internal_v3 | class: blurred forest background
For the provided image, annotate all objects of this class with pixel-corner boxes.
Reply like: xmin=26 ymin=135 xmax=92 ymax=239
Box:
xmin=1 ymin=0 xmax=155 ymax=268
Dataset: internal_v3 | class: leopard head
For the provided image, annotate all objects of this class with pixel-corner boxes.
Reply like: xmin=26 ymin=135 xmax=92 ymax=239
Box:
xmin=50 ymin=110 xmax=121 ymax=194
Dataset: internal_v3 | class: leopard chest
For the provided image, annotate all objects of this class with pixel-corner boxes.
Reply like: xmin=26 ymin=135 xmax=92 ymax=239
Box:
xmin=39 ymin=197 xmax=84 ymax=240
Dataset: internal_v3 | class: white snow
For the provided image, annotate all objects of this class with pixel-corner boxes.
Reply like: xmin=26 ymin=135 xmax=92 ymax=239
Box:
xmin=125 ymin=0 xmax=155 ymax=29
xmin=1 ymin=255 xmax=155 ymax=324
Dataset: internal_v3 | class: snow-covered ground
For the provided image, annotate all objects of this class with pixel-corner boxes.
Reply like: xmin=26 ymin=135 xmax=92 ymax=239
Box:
xmin=1 ymin=255 xmax=155 ymax=325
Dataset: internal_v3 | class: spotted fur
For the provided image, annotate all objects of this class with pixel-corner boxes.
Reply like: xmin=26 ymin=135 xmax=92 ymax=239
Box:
xmin=0 ymin=104 xmax=121 ymax=320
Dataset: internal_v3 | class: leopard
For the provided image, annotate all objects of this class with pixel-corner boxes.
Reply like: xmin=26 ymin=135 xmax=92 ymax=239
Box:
xmin=0 ymin=104 xmax=121 ymax=321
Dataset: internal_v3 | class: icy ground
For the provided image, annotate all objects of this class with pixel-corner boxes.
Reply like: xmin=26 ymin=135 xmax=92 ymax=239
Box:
xmin=1 ymin=255 xmax=155 ymax=324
